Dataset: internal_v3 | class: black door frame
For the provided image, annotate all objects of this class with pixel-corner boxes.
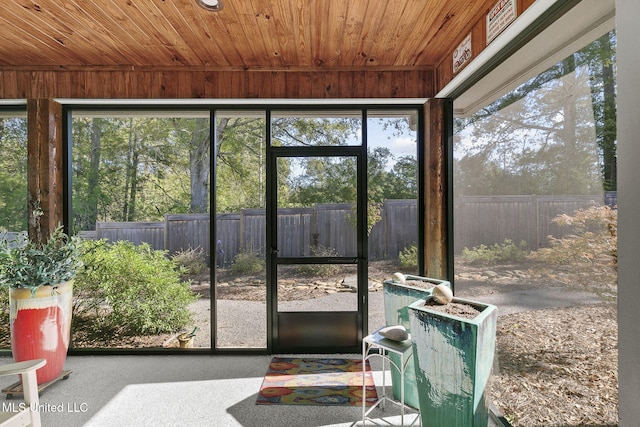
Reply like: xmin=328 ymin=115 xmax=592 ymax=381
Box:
xmin=266 ymin=109 xmax=369 ymax=353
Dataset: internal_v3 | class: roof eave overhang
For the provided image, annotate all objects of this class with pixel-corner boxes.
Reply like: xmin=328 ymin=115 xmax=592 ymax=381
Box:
xmin=438 ymin=0 xmax=616 ymax=117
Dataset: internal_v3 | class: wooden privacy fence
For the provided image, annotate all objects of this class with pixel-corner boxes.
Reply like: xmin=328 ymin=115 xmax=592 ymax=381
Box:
xmin=213 ymin=201 xmax=418 ymax=265
xmin=87 ymin=195 xmax=606 ymax=265
xmin=91 ymin=201 xmax=418 ymax=265
xmin=454 ymin=195 xmax=605 ymax=250
xmin=94 ymin=214 xmax=212 ymax=261
xmin=0 ymin=231 xmax=25 ymax=248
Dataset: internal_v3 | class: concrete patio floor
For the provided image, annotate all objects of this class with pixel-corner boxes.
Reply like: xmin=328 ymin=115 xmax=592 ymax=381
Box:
xmin=0 ymin=354 xmax=504 ymax=427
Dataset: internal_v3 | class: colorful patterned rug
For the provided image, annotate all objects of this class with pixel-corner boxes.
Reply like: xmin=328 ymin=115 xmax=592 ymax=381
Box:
xmin=256 ymin=357 xmax=378 ymax=406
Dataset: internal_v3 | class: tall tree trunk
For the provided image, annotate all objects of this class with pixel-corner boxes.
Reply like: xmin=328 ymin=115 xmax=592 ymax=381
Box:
xmin=123 ymin=119 xmax=134 ymax=221
xmin=189 ymin=119 xmax=211 ymax=213
xmin=600 ymin=34 xmax=617 ymax=191
xmin=587 ymin=31 xmax=617 ymax=191
xmin=128 ymin=150 xmax=139 ymax=221
xmin=214 ymin=117 xmax=229 ymax=157
xmin=87 ymin=119 xmax=101 ymax=228
xmin=561 ymin=54 xmax=578 ymax=193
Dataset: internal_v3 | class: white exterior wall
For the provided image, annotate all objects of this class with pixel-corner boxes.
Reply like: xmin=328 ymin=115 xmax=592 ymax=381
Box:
xmin=616 ymin=0 xmax=640 ymax=425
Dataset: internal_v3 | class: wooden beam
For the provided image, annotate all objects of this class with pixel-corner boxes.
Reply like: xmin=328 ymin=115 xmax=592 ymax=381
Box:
xmin=422 ymin=98 xmax=451 ymax=280
xmin=0 ymin=69 xmax=435 ymax=99
xmin=27 ymin=99 xmax=63 ymax=244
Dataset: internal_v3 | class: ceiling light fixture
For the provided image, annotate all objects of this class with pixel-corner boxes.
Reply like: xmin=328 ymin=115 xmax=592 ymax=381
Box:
xmin=197 ymin=0 xmax=223 ymax=11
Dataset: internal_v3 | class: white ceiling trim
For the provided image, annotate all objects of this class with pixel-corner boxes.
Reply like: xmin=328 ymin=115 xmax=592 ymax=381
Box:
xmin=53 ymin=98 xmax=428 ymax=106
xmin=437 ymin=0 xmax=616 ymax=117
xmin=0 ymin=100 xmax=26 ymax=106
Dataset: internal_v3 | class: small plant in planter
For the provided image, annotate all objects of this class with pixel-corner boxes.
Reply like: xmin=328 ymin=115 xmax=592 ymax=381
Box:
xmin=0 ymin=226 xmax=81 ymax=384
xmin=0 ymin=227 xmax=80 ymax=292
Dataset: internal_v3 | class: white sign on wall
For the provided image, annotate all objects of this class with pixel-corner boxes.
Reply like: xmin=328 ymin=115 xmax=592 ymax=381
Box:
xmin=486 ymin=0 xmax=517 ymax=44
xmin=453 ymin=33 xmax=472 ymax=74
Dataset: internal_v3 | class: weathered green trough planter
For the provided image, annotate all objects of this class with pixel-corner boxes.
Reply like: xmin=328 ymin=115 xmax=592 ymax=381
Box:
xmin=408 ymin=296 xmax=497 ymax=427
xmin=382 ymin=275 xmax=451 ymax=410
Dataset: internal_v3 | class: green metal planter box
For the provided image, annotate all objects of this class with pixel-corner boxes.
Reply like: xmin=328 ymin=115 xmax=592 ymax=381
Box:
xmin=382 ymin=276 xmax=451 ymax=410
xmin=408 ymin=296 xmax=497 ymax=427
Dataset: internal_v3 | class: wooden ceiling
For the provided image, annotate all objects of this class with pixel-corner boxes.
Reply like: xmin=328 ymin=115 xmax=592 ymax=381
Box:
xmin=0 ymin=0 xmax=495 ymax=72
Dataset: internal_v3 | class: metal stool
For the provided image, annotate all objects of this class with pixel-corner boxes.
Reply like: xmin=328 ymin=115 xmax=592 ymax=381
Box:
xmin=361 ymin=328 xmax=420 ymax=426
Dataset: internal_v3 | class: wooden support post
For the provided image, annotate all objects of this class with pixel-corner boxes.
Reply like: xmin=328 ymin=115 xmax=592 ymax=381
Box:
xmin=27 ymin=99 xmax=63 ymax=244
xmin=422 ymin=98 xmax=451 ymax=280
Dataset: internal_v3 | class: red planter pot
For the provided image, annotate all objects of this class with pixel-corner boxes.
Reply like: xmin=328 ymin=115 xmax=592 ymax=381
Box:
xmin=10 ymin=281 xmax=73 ymax=385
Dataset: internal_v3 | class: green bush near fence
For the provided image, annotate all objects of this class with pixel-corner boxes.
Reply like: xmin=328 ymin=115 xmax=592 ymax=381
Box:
xmin=461 ymin=239 xmax=529 ymax=265
xmin=399 ymin=243 xmax=418 ymax=270
xmin=74 ymin=240 xmax=197 ymax=335
xmin=295 ymin=245 xmax=341 ymax=276
xmin=230 ymin=247 xmax=265 ymax=275
xmin=172 ymin=246 xmax=208 ymax=276
xmin=529 ymin=205 xmax=617 ymax=266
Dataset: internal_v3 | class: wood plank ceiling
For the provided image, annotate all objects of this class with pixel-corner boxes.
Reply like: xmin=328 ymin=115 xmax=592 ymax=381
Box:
xmin=0 ymin=0 xmax=495 ymax=72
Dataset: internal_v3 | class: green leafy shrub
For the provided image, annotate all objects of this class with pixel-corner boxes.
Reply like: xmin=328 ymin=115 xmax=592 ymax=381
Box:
xmin=529 ymin=205 xmax=617 ymax=266
xmin=461 ymin=239 xmax=529 ymax=265
xmin=230 ymin=247 xmax=264 ymax=275
xmin=74 ymin=240 xmax=197 ymax=335
xmin=399 ymin=243 xmax=418 ymax=270
xmin=348 ymin=201 xmax=383 ymax=235
xmin=172 ymin=246 xmax=208 ymax=276
xmin=295 ymin=245 xmax=341 ymax=276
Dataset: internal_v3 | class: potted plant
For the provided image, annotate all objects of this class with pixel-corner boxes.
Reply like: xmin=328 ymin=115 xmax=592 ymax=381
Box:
xmin=0 ymin=226 xmax=81 ymax=385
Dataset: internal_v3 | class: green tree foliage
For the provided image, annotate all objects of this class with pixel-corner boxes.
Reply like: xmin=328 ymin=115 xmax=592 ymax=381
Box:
xmin=373 ymin=115 xmax=419 ymax=199
xmin=454 ymin=31 xmax=616 ymax=196
xmin=214 ymin=116 xmax=266 ymax=213
xmin=72 ymin=116 xmax=202 ymax=230
xmin=272 ymin=116 xmax=360 ymax=207
xmin=287 ymin=156 xmax=357 ymax=206
xmin=272 ymin=116 xmax=360 ymax=147
xmin=272 ymin=117 xmax=417 ymax=207
xmin=0 ymin=117 xmax=27 ymax=231
xmin=362 ymin=147 xmax=417 ymax=233
xmin=367 ymin=148 xmax=417 ymax=200
xmin=266 ymin=116 xmax=418 ymax=233
xmin=70 ymin=112 xmax=418 ymax=231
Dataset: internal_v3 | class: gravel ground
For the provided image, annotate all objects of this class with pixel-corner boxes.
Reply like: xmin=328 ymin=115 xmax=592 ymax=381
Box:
xmin=191 ymin=272 xmax=604 ymax=349
xmin=66 ymin=259 xmax=618 ymax=426
xmin=201 ymin=291 xmax=384 ymax=349
xmin=191 ymin=260 xmax=619 ymax=427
